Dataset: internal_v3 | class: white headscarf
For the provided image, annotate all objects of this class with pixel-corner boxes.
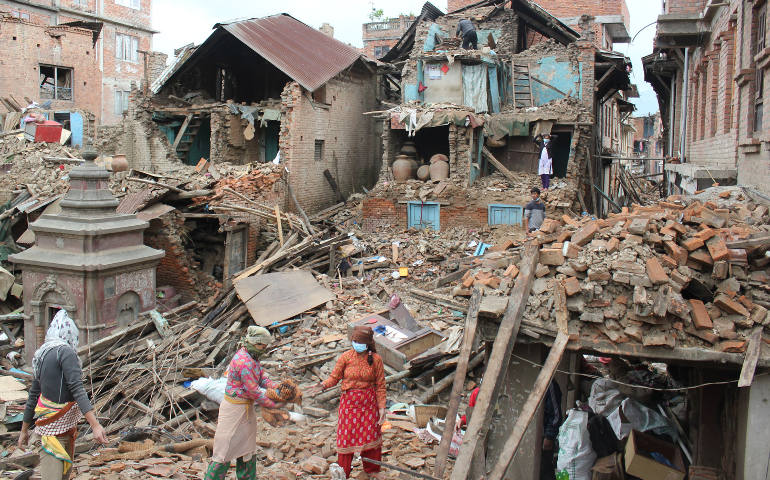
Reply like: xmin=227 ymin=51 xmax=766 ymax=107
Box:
xmin=32 ymin=309 xmax=80 ymax=378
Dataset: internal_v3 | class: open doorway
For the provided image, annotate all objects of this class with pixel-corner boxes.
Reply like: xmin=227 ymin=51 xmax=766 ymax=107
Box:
xmin=550 ymin=130 xmax=572 ymax=178
xmin=184 ymin=217 xmax=226 ymax=282
xmin=412 ymin=125 xmax=450 ymax=163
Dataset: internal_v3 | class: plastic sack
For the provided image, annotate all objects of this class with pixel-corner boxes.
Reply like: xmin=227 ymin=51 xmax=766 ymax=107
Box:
xmin=606 ymin=398 xmax=677 ymax=441
xmin=190 ymin=376 xmax=227 ymax=404
xmin=587 ymin=379 xmax=624 ymax=416
xmin=556 ymin=409 xmax=597 ymax=480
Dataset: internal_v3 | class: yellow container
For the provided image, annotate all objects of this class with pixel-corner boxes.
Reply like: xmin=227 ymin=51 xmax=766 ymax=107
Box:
xmin=398 ymin=267 xmax=409 ymax=277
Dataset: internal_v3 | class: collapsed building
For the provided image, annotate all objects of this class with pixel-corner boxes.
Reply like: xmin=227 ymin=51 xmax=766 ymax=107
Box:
xmin=104 ymin=13 xmax=380 ymax=216
xmin=363 ymin=0 xmax=633 ymax=232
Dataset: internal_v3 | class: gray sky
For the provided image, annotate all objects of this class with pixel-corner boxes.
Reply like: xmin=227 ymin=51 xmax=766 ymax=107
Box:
xmin=152 ymin=0 xmax=660 ymax=115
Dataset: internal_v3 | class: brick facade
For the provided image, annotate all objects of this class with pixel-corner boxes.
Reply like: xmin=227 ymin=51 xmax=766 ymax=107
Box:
xmin=361 ymin=197 xmax=488 ymax=232
xmin=0 ymin=17 xmax=101 ymax=115
xmin=281 ymin=68 xmax=380 ymax=214
xmin=0 ymin=0 xmax=158 ymax=124
xmin=362 ymin=15 xmax=415 ymax=59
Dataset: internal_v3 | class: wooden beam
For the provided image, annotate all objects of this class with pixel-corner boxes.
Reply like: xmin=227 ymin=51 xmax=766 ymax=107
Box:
xmin=450 ymin=243 xmax=540 ymax=480
xmin=487 ymin=331 xmax=570 ymax=480
xmin=738 ymin=327 xmax=763 ymax=388
xmin=726 ymin=235 xmax=770 ymax=249
xmin=434 ymin=288 xmax=482 ymax=478
xmin=482 ymin=147 xmax=519 ymax=185
xmin=529 ymin=74 xmax=568 ymax=97
xmin=172 ymin=113 xmax=193 ymax=150
xmin=432 ymin=266 xmax=471 ymax=290
xmin=274 ymin=205 xmax=284 ymax=247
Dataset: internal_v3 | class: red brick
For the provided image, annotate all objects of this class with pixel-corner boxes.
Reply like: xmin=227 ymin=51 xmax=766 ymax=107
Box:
xmin=689 ymin=249 xmax=714 ymax=266
xmin=564 ymin=277 xmax=581 ymax=296
xmin=714 ymin=294 xmax=750 ymax=317
xmin=681 ymin=237 xmax=705 ymax=251
xmin=706 ymin=237 xmax=729 ymax=262
xmin=606 ymin=236 xmax=620 ymax=253
xmin=718 ymin=340 xmax=746 ymax=353
xmin=645 ymin=257 xmax=669 ymax=285
xmin=503 ymin=264 xmax=519 ymax=278
xmin=571 ymin=221 xmax=599 ymax=246
xmin=539 ymin=248 xmax=565 ymax=266
xmin=664 ymin=241 xmax=688 ymax=265
xmin=689 ymin=299 xmax=713 ymax=329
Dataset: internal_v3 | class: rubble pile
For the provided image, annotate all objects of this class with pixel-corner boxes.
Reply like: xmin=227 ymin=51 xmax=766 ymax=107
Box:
xmin=0 ymin=135 xmax=82 ymax=200
xmin=439 ymin=187 xmax=770 ymax=353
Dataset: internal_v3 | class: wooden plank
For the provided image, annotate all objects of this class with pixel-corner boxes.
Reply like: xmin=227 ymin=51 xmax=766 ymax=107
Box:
xmin=738 ymin=327 xmax=763 ymax=388
xmin=234 ymin=271 xmax=335 ymax=327
xmin=487 ymin=331 xmax=570 ymax=480
xmin=172 ymin=113 xmax=193 ymax=150
xmin=726 ymin=235 xmax=770 ymax=249
xmin=419 ymin=352 xmax=483 ymax=404
xmin=275 ymin=205 xmax=284 ymax=247
xmin=434 ymin=288 xmax=482 ymax=478
xmin=482 ymin=147 xmax=518 ymax=185
xmin=554 ymin=281 xmax=569 ymax=335
xmin=432 ymin=266 xmax=471 ymax=290
xmin=450 ymin=243 xmax=539 ymax=480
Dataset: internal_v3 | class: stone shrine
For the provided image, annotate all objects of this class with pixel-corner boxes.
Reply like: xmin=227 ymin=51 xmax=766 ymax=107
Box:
xmin=10 ymin=148 xmax=164 ymax=362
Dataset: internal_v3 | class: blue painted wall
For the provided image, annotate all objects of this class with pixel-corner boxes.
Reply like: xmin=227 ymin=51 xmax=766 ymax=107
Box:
xmin=527 ymin=56 xmax=583 ymax=106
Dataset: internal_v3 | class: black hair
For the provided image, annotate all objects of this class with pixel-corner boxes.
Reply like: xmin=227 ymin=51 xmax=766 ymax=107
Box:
xmin=531 ymin=187 xmax=541 ymax=195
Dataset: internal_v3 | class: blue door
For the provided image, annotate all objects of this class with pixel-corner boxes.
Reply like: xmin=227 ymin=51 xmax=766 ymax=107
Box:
xmin=407 ymin=201 xmax=440 ymax=230
xmin=488 ymin=204 xmax=523 ymax=226
xmin=69 ymin=112 xmax=83 ymax=148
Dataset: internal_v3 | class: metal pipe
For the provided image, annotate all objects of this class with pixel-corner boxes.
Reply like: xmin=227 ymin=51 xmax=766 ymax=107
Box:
xmin=678 ymin=48 xmax=689 ymax=161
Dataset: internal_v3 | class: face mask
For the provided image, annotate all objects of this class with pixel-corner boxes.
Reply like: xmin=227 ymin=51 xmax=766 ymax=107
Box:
xmin=543 ymin=139 xmax=550 ymax=144
xmin=352 ymin=341 xmax=368 ymax=353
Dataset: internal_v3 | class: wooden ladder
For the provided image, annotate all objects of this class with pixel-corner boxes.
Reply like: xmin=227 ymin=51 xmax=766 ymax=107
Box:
xmin=173 ymin=114 xmax=202 ymax=158
xmin=512 ymin=63 xmax=534 ymax=109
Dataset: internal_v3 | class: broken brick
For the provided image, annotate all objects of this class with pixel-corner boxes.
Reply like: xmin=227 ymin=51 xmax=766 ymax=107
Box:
xmin=664 ymin=241 xmax=688 ymax=265
xmin=564 ymin=242 xmax=581 ymax=259
xmin=503 ymin=264 xmax=519 ymax=278
xmin=711 ymin=260 xmax=729 ymax=280
xmin=489 ymin=239 xmax=514 ymax=252
xmin=564 ymin=277 xmax=581 ymax=296
xmin=627 ymin=217 xmax=650 ymax=235
xmin=660 ymin=254 xmax=678 ymax=269
xmin=645 ymin=257 xmax=669 ymax=285
xmin=539 ymin=248 xmax=565 ymax=266
xmin=688 ymin=249 xmax=714 ymax=266
xmin=539 ymin=218 xmax=560 ymax=234
xmin=706 ymin=237 xmax=729 ymax=262
xmin=714 ymin=294 xmax=750 ymax=317
xmin=685 ymin=326 xmax=718 ymax=344
xmin=606 ymin=236 xmax=620 ymax=253
xmin=717 ymin=340 xmax=747 ymax=353
xmin=571 ymin=221 xmax=599 ymax=246
xmin=587 ymin=268 xmax=611 ymax=282
xmin=688 ymin=299 xmax=713 ymax=330
xmin=738 ymin=295 xmax=754 ymax=311
xmin=535 ymin=264 xmax=550 ymax=278
xmin=681 ymin=237 xmax=705 ymax=251
xmin=694 ymin=227 xmax=717 ymax=241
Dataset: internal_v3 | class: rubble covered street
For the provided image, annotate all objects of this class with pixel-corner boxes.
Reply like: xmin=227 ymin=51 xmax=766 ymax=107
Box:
xmin=2 ymin=0 xmax=770 ymax=479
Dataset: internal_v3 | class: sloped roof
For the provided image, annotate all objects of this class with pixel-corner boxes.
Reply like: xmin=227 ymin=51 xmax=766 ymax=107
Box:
xmin=216 ymin=14 xmax=363 ymax=92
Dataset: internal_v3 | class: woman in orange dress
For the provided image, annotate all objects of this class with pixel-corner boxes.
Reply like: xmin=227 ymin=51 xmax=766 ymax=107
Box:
xmin=311 ymin=326 xmax=386 ymax=478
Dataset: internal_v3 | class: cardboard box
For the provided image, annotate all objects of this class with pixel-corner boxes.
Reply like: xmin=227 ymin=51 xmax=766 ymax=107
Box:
xmin=624 ymin=430 xmax=685 ymax=480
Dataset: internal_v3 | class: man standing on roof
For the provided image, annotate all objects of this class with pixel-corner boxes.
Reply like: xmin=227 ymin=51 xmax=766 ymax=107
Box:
xmin=456 ymin=19 xmax=478 ymax=50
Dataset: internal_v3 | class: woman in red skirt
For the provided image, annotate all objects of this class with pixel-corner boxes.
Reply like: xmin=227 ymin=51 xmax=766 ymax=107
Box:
xmin=310 ymin=326 xmax=386 ymax=478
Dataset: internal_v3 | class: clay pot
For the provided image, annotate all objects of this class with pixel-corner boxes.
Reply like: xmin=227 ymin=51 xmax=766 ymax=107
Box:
xmin=429 ymin=160 xmax=449 ymax=180
xmin=408 ymin=157 xmax=419 ymax=177
xmin=111 ymin=154 xmax=128 ymax=172
xmin=429 ymin=153 xmax=449 ymax=164
xmin=392 ymin=156 xmax=414 ymax=182
xmin=417 ymin=164 xmax=430 ymax=181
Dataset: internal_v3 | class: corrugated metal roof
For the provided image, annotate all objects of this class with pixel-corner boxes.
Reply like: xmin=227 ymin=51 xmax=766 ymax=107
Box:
xmin=217 ymin=14 xmax=363 ymax=92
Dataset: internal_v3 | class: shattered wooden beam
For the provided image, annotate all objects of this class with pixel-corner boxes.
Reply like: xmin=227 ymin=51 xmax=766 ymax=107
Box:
xmin=486 ymin=331 xmax=569 ymax=480
xmin=450 ymin=243 xmax=539 ymax=480
xmin=434 ymin=287 xmax=482 ymax=478
xmin=738 ymin=327 xmax=763 ymax=388
xmin=482 ymin=147 xmax=519 ymax=186
xmin=419 ymin=352 xmax=484 ymax=404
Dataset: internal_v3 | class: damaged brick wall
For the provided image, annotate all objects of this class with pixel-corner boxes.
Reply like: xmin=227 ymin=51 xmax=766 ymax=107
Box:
xmin=0 ymin=18 xmax=102 ymax=121
xmin=146 ymin=51 xmax=168 ymax=86
xmin=361 ymin=197 xmax=488 ymax=231
xmin=280 ymin=67 xmax=379 ymax=214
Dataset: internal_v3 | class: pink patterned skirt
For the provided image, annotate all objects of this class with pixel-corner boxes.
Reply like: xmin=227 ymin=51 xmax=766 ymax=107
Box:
xmin=336 ymin=388 xmax=382 ymax=454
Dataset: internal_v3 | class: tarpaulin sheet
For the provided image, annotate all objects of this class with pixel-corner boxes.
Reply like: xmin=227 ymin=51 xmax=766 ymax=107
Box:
xmin=483 ymin=115 xmax=530 ymax=140
xmin=462 ymin=64 xmax=488 ymax=113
